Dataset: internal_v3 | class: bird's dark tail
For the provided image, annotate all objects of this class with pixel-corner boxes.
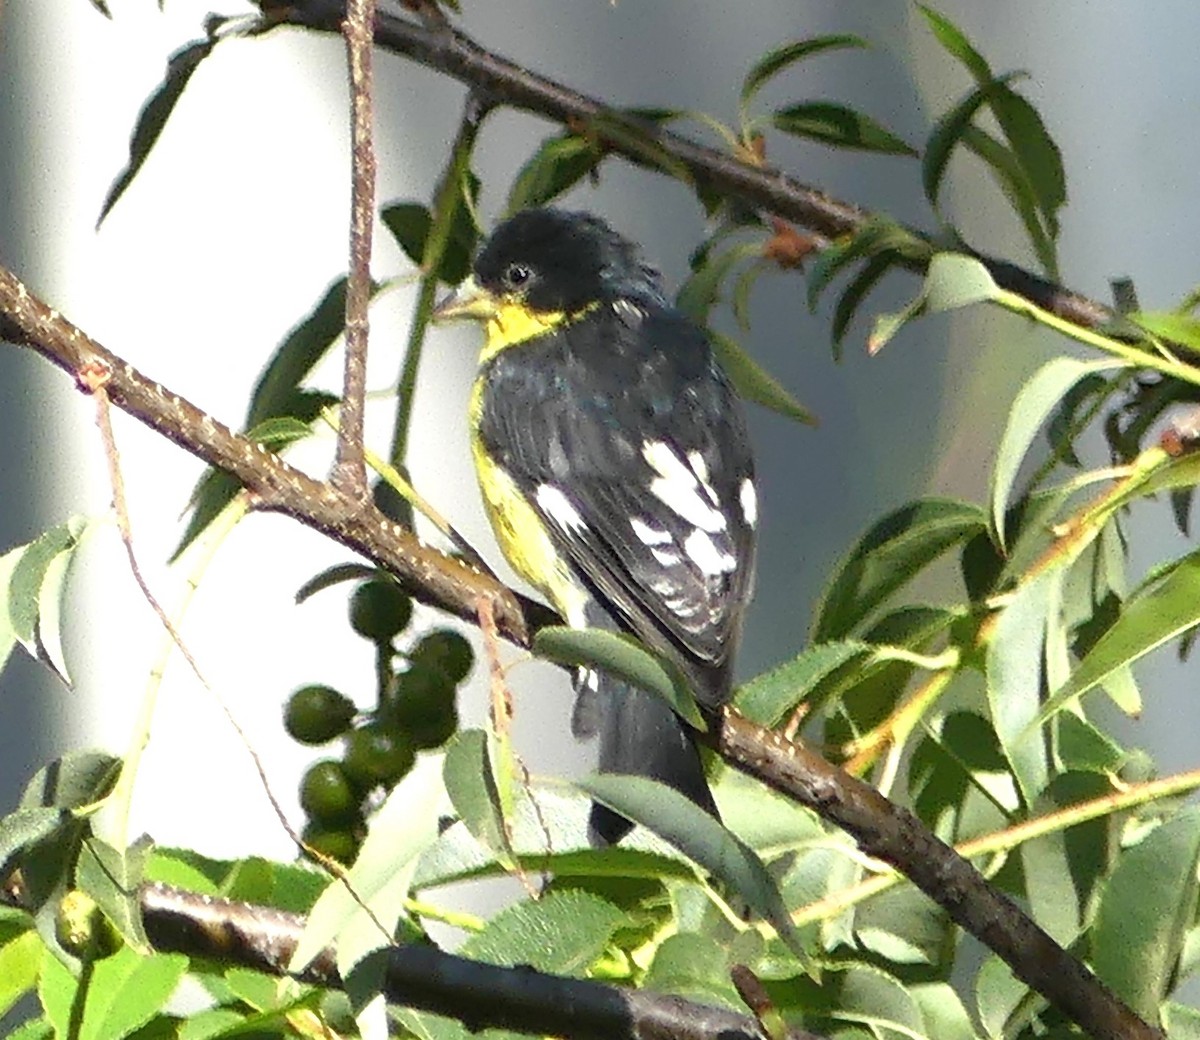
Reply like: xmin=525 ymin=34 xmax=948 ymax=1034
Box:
xmin=573 ymin=673 xmax=718 ymax=845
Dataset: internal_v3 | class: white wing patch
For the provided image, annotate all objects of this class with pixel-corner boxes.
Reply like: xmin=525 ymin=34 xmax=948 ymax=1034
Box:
xmin=630 ymin=517 xmax=673 ymax=545
xmin=740 ymin=478 xmax=758 ymax=527
xmin=536 ymin=484 xmax=588 ymax=534
xmin=642 ymin=441 xmax=726 ymax=532
xmin=684 ymin=529 xmax=737 ymax=576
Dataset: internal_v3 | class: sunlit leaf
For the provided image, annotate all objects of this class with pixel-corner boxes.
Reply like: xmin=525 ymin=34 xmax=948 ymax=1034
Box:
xmin=1041 ymin=549 xmax=1200 ymax=719
xmin=444 ymin=729 xmax=514 ymax=869
xmin=924 ymin=253 xmax=999 ymax=313
xmin=990 ymin=357 xmax=1122 ymax=547
xmin=1130 ymin=310 xmax=1200 ymax=353
xmin=1092 ymin=806 xmax=1200 ymax=1020
xmin=40 ymin=945 xmax=189 ymax=1040
xmin=459 ymin=889 xmax=625 ymax=975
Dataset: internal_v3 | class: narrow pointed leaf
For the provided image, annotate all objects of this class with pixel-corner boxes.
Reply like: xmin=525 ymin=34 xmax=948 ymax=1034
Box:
xmin=98 ymin=35 xmax=220 ymax=225
xmin=444 ymin=729 xmax=515 ymax=869
xmin=579 ymin=774 xmax=816 ymax=968
xmin=741 ymin=35 xmax=867 ymax=109
xmin=772 ymin=102 xmax=915 ymax=156
xmin=735 ymin=640 xmax=871 ymax=725
xmin=990 ymin=357 xmax=1121 ymax=547
xmin=924 ymin=253 xmax=999 ymax=313
xmin=813 ymin=498 xmax=986 ymax=641
xmin=710 ymin=332 xmax=816 ymax=425
xmin=919 ymin=6 xmax=992 ymax=81
xmin=1041 ymin=549 xmax=1200 ymax=719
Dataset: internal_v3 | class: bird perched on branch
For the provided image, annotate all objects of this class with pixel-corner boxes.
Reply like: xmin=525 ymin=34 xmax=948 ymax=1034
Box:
xmin=434 ymin=208 xmax=757 ymax=844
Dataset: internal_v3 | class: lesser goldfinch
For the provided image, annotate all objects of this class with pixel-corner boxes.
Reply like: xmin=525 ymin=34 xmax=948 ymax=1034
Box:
xmin=434 ymin=208 xmax=757 ymax=843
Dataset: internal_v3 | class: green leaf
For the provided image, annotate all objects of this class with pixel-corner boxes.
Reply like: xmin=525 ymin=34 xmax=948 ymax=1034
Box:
xmin=919 ymin=5 xmax=992 ymax=82
xmin=806 ymin=219 xmax=926 ymax=312
xmin=709 ymin=331 xmax=817 ymax=425
xmin=1092 ymin=807 xmax=1200 ymax=1020
xmin=98 ymin=33 xmax=220 ymax=225
xmin=294 ymin=563 xmax=379 ymax=605
xmin=831 ymin=253 xmax=895 ymax=352
xmin=923 ymin=253 xmax=999 ymax=313
xmin=740 ymin=35 xmax=868 ymax=110
xmin=506 ymin=134 xmax=602 ymax=213
xmin=579 ymin=775 xmax=816 ymax=969
xmin=0 ymin=809 xmax=64 ymax=879
xmin=986 ymin=85 xmax=1066 ymax=235
xmin=1041 ymin=549 xmax=1200 ymax=719
xmin=444 ymin=729 xmax=514 ymax=868
xmin=289 ymin=753 xmax=445 ymax=976
xmin=76 ymin=837 xmax=151 ymax=953
xmin=1131 ymin=310 xmax=1200 ymax=352
xmin=174 ymin=277 xmax=356 ymax=558
xmin=986 ymin=571 xmax=1054 ymax=805
xmin=961 ymin=126 xmax=1059 ymax=277
xmin=990 ymin=357 xmax=1121 ymax=548
xmin=382 ymin=182 xmax=479 ymax=287
xmin=911 ymin=983 xmax=981 ymax=1040
xmin=40 ymin=945 xmax=189 ymax=1040
xmin=867 ymin=291 xmax=927 ymax=354
xmin=533 ymin=626 xmax=705 ymax=730
xmin=676 ymin=242 xmax=761 ymax=322
xmin=0 ymin=928 xmax=39 ymax=1019
xmin=243 ymin=416 xmax=315 ymax=451
xmin=459 ymin=890 xmax=624 ymax=975
xmin=772 ymin=102 xmax=915 ymax=156
xmin=813 ymin=498 xmax=986 ymax=641
xmin=5 ymin=517 xmax=90 ymax=682
xmin=642 ymin=933 xmax=742 ymax=1009
xmin=734 ymin=641 xmax=871 ymax=726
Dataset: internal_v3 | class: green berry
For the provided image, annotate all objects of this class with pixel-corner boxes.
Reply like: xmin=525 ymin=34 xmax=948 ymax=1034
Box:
xmin=385 ymin=665 xmax=457 ymax=728
xmin=284 ymin=685 xmax=356 ymax=745
xmin=302 ymin=822 xmax=359 ymax=865
xmin=299 ymin=760 xmax=359 ymax=824
xmin=406 ymin=703 xmax=459 ymax=750
xmin=343 ymin=724 xmax=416 ymax=787
xmin=411 ymin=629 xmax=474 ymax=683
xmin=349 ymin=580 xmax=413 ymax=643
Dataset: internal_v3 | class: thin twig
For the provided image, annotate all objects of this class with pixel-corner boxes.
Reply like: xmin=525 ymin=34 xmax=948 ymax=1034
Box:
xmin=334 ymin=0 xmax=377 ymax=498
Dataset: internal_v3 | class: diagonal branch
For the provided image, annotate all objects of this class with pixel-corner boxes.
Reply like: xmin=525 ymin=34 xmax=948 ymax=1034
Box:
xmin=0 ymin=266 xmax=1159 ymax=1040
xmin=273 ymin=0 xmax=1112 ymax=333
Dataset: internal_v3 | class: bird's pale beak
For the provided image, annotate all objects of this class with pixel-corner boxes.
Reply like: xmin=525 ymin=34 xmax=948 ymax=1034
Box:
xmin=431 ymin=276 xmax=500 ymax=324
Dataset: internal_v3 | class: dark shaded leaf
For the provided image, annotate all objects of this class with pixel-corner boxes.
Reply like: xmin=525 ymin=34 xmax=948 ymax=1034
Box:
xmin=506 ymin=135 xmax=602 ymax=213
xmin=741 ymin=35 xmax=868 ymax=110
xmin=919 ymin=5 xmax=992 ymax=81
xmin=676 ymin=243 xmax=760 ymax=321
xmin=710 ymin=332 xmax=817 ymax=425
xmin=534 ymin=626 xmax=704 ymax=730
xmin=99 ymin=33 xmax=222 ymax=225
xmin=294 ymin=563 xmax=380 ymax=605
xmin=922 ymin=76 xmax=1017 ymax=210
xmin=773 ymin=102 xmax=915 ymax=156
xmin=831 ymin=253 xmax=895 ymax=352
xmin=579 ymin=775 xmax=815 ymax=968
xmin=813 ymin=498 xmax=986 ymax=641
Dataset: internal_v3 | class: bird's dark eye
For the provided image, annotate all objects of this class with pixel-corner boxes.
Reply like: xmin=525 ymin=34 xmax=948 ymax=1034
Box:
xmin=502 ymin=262 xmax=533 ymax=290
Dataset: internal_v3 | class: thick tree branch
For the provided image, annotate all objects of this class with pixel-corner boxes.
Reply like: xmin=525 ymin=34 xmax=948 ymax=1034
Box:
xmin=138 ymin=881 xmax=828 ymax=1040
xmin=714 ymin=710 xmax=1161 ymax=1040
xmin=0 ymin=267 xmax=1158 ymax=1040
xmin=0 ymin=266 xmax=552 ymax=646
xmin=271 ymin=0 xmax=1113 ymax=333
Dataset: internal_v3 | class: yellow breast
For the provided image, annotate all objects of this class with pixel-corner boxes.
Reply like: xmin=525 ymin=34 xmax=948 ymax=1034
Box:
xmin=469 ymin=377 xmax=588 ymax=626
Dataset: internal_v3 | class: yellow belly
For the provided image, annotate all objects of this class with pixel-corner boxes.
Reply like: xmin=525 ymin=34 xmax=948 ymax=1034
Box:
xmin=470 ymin=382 xmax=588 ymax=626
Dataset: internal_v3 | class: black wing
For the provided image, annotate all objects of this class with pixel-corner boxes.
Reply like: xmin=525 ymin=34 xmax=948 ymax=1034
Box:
xmin=477 ymin=301 xmax=757 ymax=705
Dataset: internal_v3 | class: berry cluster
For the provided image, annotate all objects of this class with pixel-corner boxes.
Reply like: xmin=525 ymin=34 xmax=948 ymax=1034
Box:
xmin=283 ymin=577 xmax=473 ymax=864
